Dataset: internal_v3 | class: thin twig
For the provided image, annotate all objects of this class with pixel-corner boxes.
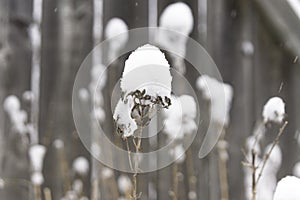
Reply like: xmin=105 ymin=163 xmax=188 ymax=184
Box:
xmin=172 ymin=163 xmax=178 ymax=200
xmin=217 ymin=139 xmax=229 ymax=200
xmin=251 ymin=150 xmax=257 ymax=200
xmin=43 ymin=187 xmax=52 ymax=200
xmin=255 ymin=121 xmax=288 ymax=185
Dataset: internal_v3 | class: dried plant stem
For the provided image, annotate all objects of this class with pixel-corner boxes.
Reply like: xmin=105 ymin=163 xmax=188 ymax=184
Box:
xmin=34 ymin=185 xmax=41 ymax=200
xmin=255 ymin=121 xmax=288 ymax=185
xmin=58 ymin=147 xmax=70 ymax=192
xmin=217 ymin=139 xmax=229 ymax=200
xmin=132 ymin=126 xmax=143 ymax=199
xmin=186 ymin=148 xmax=197 ymax=199
xmin=91 ymin=179 xmax=99 ymax=200
xmin=251 ymin=150 xmax=257 ymax=200
xmin=43 ymin=187 xmax=52 ymax=200
xmin=172 ymin=163 xmax=178 ymax=200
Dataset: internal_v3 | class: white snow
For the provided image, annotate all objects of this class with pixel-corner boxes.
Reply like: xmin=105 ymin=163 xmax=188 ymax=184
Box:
xmin=170 ymin=144 xmax=186 ymax=164
xmin=117 ymin=175 xmax=132 ymax=194
xmin=196 ymin=75 xmax=233 ymax=126
xmin=73 ymin=156 xmax=89 ymax=176
xmin=273 ymin=176 xmax=300 ymax=200
xmin=256 ymin=144 xmax=282 ymax=200
xmin=105 ymin=18 xmax=129 ymax=62
xmin=163 ymin=95 xmax=197 ymax=140
xmin=78 ymin=88 xmax=89 ymax=102
xmin=102 ymin=167 xmax=113 ymax=179
xmin=31 ymin=171 xmax=44 ymax=186
xmin=53 ymin=139 xmax=64 ymax=149
xmin=293 ymin=162 xmax=300 ymax=177
xmin=157 ymin=2 xmax=194 ymax=74
xmin=3 ymin=95 xmax=20 ymax=114
xmin=29 ymin=144 xmax=46 ymax=172
xmin=113 ymin=98 xmax=138 ymax=138
xmin=262 ymin=97 xmax=285 ymax=124
xmin=287 ymin=0 xmax=300 ymax=20
xmin=121 ymin=44 xmax=172 ymax=99
xmin=159 ymin=2 xmax=194 ymax=35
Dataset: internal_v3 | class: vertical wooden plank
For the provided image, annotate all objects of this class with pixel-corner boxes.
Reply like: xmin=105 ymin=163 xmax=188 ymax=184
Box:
xmin=40 ymin=0 xmax=93 ymax=198
xmin=0 ymin=0 xmax=9 ymax=174
xmin=1 ymin=0 xmax=32 ymax=180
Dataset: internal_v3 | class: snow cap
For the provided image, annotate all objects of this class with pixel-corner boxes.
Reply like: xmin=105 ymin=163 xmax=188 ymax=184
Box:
xmin=160 ymin=2 xmax=194 ymax=35
xmin=120 ymin=44 xmax=172 ymax=98
xmin=73 ymin=156 xmax=89 ymax=176
xmin=262 ymin=97 xmax=285 ymax=124
xmin=196 ymin=75 xmax=233 ymax=126
xmin=117 ymin=175 xmax=132 ymax=194
xmin=273 ymin=176 xmax=300 ymax=200
xmin=29 ymin=144 xmax=46 ymax=172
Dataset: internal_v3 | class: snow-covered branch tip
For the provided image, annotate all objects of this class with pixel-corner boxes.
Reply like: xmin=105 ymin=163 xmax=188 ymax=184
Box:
xmin=113 ymin=44 xmax=173 ymax=138
xmin=157 ymin=2 xmax=194 ymax=75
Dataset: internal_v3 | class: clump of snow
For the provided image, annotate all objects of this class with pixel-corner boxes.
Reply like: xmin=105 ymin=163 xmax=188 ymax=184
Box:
xmin=3 ymin=95 xmax=20 ymax=114
xmin=264 ymin=144 xmax=282 ymax=172
xmin=196 ymin=75 xmax=233 ymax=126
xmin=105 ymin=18 xmax=129 ymax=62
xmin=293 ymin=162 xmax=300 ymax=177
xmin=31 ymin=172 xmax=44 ymax=186
xmin=90 ymin=64 xmax=106 ymax=123
xmin=102 ymin=167 xmax=113 ymax=179
xmin=3 ymin=95 xmax=30 ymax=134
xmin=163 ymin=95 xmax=197 ymax=140
xmin=255 ymin=144 xmax=282 ymax=200
xmin=241 ymin=40 xmax=254 ymax=56
xmin=262 ymin=97 xmax=285 ymax=124
xmin=53 ymin=139 xmax=64 ymax=149
xmin=22 ymin=91 xmax=34 ymax=102
xmin=78 ymin=88 xmax=89 ymax=102
xmin=169 ymin=144 xmax=186 ymax=164
xmin=157 ymin=2 xmax=194 ymax=74
xmin=114 ymin=44 xmax=172 ymax=138
xmin=159 ymin=2 xmax=194 ymax=35
xmin=117 ymin=175 xmax=132 ymax=194
xmin=73 ymin=157 xmax=89 ymax=176
xmin=273 ymin=176 xmax=300 ymax=200
xmin=120 ymin=44 xmax=172 ymax=98
xmin=29 ymin=144 xmax=46 ymax=172
xmin=113 ymin=98 xmax=138 ymax=138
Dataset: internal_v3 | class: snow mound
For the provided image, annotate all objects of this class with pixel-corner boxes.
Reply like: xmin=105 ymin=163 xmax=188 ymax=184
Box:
xmin=262 ymin=97 xmax=285 ymax=124
xmin=196 ymin=75 xmax=233 ymax=126
xmin=73 ymin=156 xmax=89 ymax=176
xmin=273 ymin=176 xmax=300 ymax=200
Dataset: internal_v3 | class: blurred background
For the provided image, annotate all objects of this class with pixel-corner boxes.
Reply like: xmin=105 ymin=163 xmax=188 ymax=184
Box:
xmin=0 ymin=0 xmax=300 ymax=199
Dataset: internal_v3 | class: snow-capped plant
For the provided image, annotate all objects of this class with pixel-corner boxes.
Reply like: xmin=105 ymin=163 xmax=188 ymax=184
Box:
xmin=78 ymin=88 xmax=89 ymax=102
xmin=117 ymin=175 xmax=133 ymax=194
xmin=273 ymin=176 xmax=300 ymax=200
xmin=53 ymin=139 xmax=64 ymax=149
xmin=114 ymin=44 xmax=172 ymax=138
xmin=163 ymin=95 xmax=197 ymax=140
xmin=89 ymin=64 xmax=106 ymax=123
xmin=262 ymin=97 xmax=285 ymax=124
xmin=114 ymin=44 xmax=172 ymax=199
xmin=157 ymin=2 xmax=194 ymax=74
xmin=255 ymin=144 xmax=282 ymax=200
xmin=31 ymin=171 xmax=44 ymax=186
xmin=169 ymin=144 xmax=186 ymax=164
xmin=72 ymin=157 xmax=89 ymax=176
xmin=293 ymin=162 xmax=300 ymax=177
xmin=102 ymin=167 xmax=113 ymax=179
xmin=105 ymin=18 xmax=129 ymax=62
xmin=3 ymin=95 xmax=21 ymax=115
xmin=196 ymin=75 xmax=233 ymax=126
xmin=29 ymin=144 xmax=46 ymax=186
